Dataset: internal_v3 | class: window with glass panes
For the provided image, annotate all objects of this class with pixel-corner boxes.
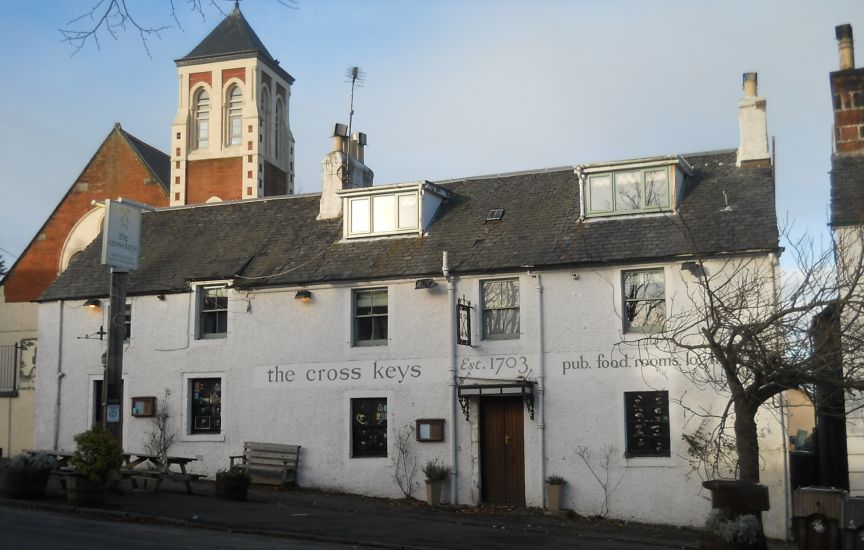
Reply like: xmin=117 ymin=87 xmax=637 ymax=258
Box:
xmin=624 ymin=391 xmax=670 ymax=457
xmin=347 ymin=192 xmax=419 ymax=237
xmin=353 ymin=289 xmax=387 ymax=345
xmin=587 ymin=167 xmax=670 ymax=216
xmin=124 ymin=302 xmax=131 ymax=341
xmin=199 ymin=286 xmax=227 ymax=338
xmin=622 ymin=269 xmax=665 ymax=332
xmin=190 ymin=378 xmax=221 ymax=434
xmin=351 ymin=398 xmax=387 ymax=457
xmin=227 ymin=86 xmax=243 ymax=146
xmin=194 ymin=89 xmax=210 ymax=149
xmin=481 ymin=279 xmax=520 ymax=339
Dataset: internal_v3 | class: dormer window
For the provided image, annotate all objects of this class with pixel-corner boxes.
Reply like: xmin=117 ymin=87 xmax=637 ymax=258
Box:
xmin=587 ymin=167 xmax=671 ymax=216
xmin=342 ymin=181 xmax=449 ymax=239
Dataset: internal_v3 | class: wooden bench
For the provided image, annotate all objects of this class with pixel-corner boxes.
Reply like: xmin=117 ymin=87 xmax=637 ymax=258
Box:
xmin=229 ymin=442 xmax=300 ymax=489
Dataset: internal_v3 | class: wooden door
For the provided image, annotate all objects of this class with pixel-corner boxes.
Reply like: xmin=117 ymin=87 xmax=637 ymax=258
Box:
xmin=480 ymin=397 xmax=525 ymax=504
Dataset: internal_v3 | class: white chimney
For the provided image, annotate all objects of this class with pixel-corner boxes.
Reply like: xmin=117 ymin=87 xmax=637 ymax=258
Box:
xmin=737 ymin=72 xmax=770 ymax=168
xmin=318 ymin=124 xmax=374 ymax=220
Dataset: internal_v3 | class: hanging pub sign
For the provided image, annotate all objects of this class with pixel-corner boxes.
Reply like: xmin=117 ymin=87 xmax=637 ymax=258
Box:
xmin=100 ymin=199 xmax=142 ymax=272
xmin=458 ymin=297 xmax=472 ymax=346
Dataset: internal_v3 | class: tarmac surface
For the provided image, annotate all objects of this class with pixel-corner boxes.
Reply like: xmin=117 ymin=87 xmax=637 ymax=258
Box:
xmin=0 ymin=473 xmax=797 ymax=549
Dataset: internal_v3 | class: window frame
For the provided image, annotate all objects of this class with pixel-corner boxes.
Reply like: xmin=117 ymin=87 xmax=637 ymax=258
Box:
xmin=124 ymin=302 xmax=132 ymax=341
xmin=351 ymin=397 xmax=388 ymax=458
xmin=586 ymin=166 xmax=671 ymax=216
xmin=624 ymin=391 xmax=670 ymax=458
xmin=352 ymin=288 xmax=388 ymax=347
xmin=193 ymin=87 xmax=210 ymax=150
xmin=481 ymin=278 xmax=521 ymax=340
xmin=198 ymin=285 xmax=228 ymax=339
xmin=622 ymin=268 xmax=666 ymax=333
xmin=226 ymin=84 xmax=243 ymax=147
xmin=189 ymin=377 xmax=222 ymax=435
xmin=346 ymin=191 xmax=420 ymax=238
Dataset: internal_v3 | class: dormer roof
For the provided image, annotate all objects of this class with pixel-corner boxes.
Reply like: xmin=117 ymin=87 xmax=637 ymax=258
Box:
xmin=175 ymin=4 xmax=294 ymax=84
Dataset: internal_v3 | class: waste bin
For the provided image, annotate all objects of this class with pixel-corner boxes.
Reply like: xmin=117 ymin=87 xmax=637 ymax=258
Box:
xmin=841 ymin=497 xmax=864 ymax=550
xmin=793 ymin=487 xmax=846 ymax=550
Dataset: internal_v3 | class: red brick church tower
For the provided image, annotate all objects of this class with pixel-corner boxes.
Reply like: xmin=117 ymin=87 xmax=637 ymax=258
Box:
xmin=169 ymin=3 xmax=295 ymax=206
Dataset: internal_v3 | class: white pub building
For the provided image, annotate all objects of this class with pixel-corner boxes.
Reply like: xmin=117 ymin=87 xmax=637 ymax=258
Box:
xmin=32 ymin=5 xmax=789 ymax=538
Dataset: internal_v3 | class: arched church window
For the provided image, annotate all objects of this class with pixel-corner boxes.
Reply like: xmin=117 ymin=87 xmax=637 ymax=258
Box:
xmin=227 ymin=85 xmax=243 ymax=146
xmin=260 ymin=87 xmax=270 ymax=154
xmin=194 ymin=89 xmax=210 ymax=149
xmin=275 ymin=97 xmax=283 ymax=159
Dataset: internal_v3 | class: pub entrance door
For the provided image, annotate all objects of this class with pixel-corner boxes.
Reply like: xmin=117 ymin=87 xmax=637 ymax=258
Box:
xmin=480 ymin=396 xmax=525 ymax=504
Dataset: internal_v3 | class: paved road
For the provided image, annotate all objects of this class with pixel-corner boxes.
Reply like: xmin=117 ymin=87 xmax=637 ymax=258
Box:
xmin=0 ymin=503 xmax=688 ymax=549
xmin=0 ymin=506 xmax=348 ymax=549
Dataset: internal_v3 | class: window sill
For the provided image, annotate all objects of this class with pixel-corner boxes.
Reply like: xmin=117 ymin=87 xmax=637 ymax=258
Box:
xmin=198 ymin=333 xmax=227 ymax=340
xmin=353 ymin=341 xmax=387 ymax=347
xmin=0 ymin=390 xmax=19 ymax=398
xmin=623 ymin=455 xmax=672 ymax=467
xmin=180 ymin=433 xmax=225 ymax=443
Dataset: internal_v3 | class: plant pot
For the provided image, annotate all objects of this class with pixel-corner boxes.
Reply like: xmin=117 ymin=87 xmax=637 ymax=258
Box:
xmin=3 ymin=469 xmax=50 ymax=499
xmin=65 ymin=474 xmax=107 ymax=507
xmin=546 ymin=483 xmax=564 ymax=513
xmin=216 ymin=476 xmax=250 ymax=501
xmin=425 ymin=479 xmax=443 ymax=506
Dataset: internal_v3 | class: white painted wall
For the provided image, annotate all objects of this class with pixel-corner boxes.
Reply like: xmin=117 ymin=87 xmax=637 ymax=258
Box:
xmin=34 ymin=256 xmax=789 ymax=537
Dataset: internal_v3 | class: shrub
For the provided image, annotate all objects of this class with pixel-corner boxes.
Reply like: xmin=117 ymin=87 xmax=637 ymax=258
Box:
xmin=422 ymin=459 xmax=451 ymax=482
xmin=546 ymin=474 xmax=566 ymax=485
xmin=8 ymin=453 xmax=57 ymax=475
xmin=70 ymin=427 xmax=123 ymax=483
xmin=705 ymin=508 xmax=762 ymax=545
xmin=216 ymin=468 xmax=251 ymax=482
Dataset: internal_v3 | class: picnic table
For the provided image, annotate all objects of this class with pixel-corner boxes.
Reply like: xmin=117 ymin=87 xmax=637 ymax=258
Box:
xmin=121 ymin=452 xmax=202 ymax=495
xmin=22 ymin=449 xmax=75 ymax=469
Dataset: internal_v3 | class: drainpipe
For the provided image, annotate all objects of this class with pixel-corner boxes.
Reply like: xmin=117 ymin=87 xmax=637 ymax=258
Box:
xmin=528 ymin=269 xmax=546 ymax=506
xmin=53 ymin=301 xmax=65 ymax=451
xmin=443 ymin=251 xmax=458 ymax=504
xmin=770 ymin=251 xmax=792 ymax=538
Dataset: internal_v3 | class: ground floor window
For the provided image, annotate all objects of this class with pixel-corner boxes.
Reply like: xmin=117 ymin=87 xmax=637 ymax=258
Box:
xmin=351 ymin=397 xmax=387 ymax=457
xmin=624 ymin=391 xmax=670 ymax=457
xmin=190 ymin=378 xmax=222 ymax=434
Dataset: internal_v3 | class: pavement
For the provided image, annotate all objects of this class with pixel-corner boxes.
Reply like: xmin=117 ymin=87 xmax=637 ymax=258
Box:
xmin=0 ymin=473 xmax=797 ymax=549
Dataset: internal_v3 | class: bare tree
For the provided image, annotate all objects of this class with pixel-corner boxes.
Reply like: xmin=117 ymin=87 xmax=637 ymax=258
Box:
xmin=622 ymin=227 xmax=864 ymax=484
xmin=392 ymin=424 xmax=418 ymax=499
xmin=574 ymin=445 xmax=624 ymax=517
xmin=60 ymin=0 xmax=297 ymax=56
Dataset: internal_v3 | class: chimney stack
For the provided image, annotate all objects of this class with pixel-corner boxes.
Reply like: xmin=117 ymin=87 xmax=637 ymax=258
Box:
xmin=837 ymin=24 xmax=855 ymax=70
xmin=737 ymin=72 xmax=770 ymax=168
xmin=831 ymin=24 xmax=864 ymax=156
xmin=318 ymin=124 xmax=374 ymax=220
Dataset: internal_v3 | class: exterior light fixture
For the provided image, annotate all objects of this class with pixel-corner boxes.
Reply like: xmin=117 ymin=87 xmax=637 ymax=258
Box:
xmin=415 ymin=278 xmax=437 ymax=290
xmin=84 ymin=298 xmax=102 ymax=311
xmin=295 ymin=290 xmax=313 ymax=303
xmin=156 ymin=294 xmax=166 ymax=301
xmin=680 ymin=261 xmax=705 ymax=277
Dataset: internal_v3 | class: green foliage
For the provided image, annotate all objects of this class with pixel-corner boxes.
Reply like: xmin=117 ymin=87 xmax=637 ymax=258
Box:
xmin=421 ymin=459 xmax=451 ymax=482
xmin=71 ymin=427 xmax=123 ymax=483
xmin=8 ymin=452 xmax=56 ymax=474
xmin=216 ymin=467 xmax=251 ymax=482
xmin=705 ymin=508 xmax=762 ymax=545
xmin=545 ymin=474 xmax=566 ymax=485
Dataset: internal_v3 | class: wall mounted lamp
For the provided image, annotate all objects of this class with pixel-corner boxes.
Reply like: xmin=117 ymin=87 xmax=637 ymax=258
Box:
xmin=414 ymin=278 xmax=437 ymax=290
xmin=295 ymin=290 xmax=313 ymax=303
xmin=84 ymin=298 xmax=102 ymax=311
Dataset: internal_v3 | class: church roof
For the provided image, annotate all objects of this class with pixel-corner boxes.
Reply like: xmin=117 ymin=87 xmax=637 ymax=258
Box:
xmin=40 ymin=150 xmax=780 ymax=301
xmin=176 ymin=4 xmax=294 ymax=84
xmin=118 ymin=126 xmax=170 ymax=192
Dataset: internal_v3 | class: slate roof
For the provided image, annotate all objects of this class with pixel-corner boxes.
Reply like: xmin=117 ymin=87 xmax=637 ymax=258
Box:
xmin=176 ymin=5 xmax=294 ymax=84
xmin=830 ymin=154 xmax=864 ymax=227
xmin=40 ymin=150 xmax=779 ymax=301
xmin=119 ymin=127 xmax=170 ymax=193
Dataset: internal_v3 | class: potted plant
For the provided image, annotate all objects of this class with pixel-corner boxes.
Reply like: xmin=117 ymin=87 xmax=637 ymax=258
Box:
xmin=545 ymin=474 xmax=566 ymax=513
xmin=422 ymin=459 xmax=451 ymax=506
xmin=215 ymin=467 xmax=251 ymax=501
xmin=3 ymin=452 xmax=56 ymax=499
xmin=67 ymin=426 xmax=123 ymax=506
xmin=703 ymin=508 xmax=765 ymax=550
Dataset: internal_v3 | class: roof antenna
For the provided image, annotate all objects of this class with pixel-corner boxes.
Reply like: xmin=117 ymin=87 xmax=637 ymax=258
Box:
xmin=344 ymin=66 xmax=365 ymax=141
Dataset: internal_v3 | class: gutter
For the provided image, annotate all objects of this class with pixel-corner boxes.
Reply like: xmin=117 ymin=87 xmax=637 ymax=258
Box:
xmin=53 ymin=301 xmax=65 ymax=450
xmin=527 ymin=268 xmax=547 ymax=506
xmin=443 ymin=251 xmax=458 ymax=504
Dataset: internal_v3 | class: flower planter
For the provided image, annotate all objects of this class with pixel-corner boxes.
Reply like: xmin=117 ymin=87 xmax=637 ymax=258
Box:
xmin=3 ymin=469 xmax=50 ymax=499
xmin=425 ymin=479 xmax=443 ymax=506
xmin=546 ymin=483 xmax=564 ymax=513
xmin=65 ymin=474 xmax=107 ymax=507
xmin=216 ymin=476 xmax=250 ymax=501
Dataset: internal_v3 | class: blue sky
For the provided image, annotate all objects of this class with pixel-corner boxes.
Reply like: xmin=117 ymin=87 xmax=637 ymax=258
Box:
xmin=1 ymin=0 xmax=862 ymax=268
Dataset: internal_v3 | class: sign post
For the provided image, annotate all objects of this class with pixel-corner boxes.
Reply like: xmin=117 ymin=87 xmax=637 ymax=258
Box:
xmin=98 ymin=198 xmax=150 ymax=442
